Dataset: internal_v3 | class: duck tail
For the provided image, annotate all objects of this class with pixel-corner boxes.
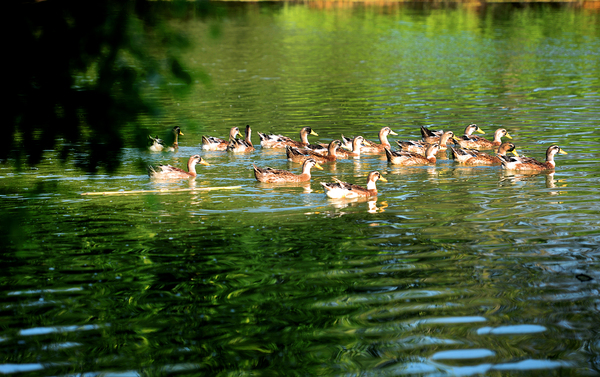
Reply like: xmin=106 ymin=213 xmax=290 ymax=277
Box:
xmin=449 ymin=146 xmax=458 ymax=159
xmin=420 ymin=126 xmax=432 ymax=139
xmin=147 ymin=165 xmax=157 ymax=176
xmin=384 ymin=147 xmax=393 ymax=161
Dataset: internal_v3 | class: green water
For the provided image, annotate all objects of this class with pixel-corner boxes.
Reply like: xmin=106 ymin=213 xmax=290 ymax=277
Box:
xmin=2 ymin=2 xmax=600 ymax=376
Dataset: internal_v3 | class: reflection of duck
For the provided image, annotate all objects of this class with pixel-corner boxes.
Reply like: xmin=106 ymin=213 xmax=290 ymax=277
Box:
xmin=147 ymin=154 xmax=209 ymax=179
xmin=321 ymin=171 xmax=387 ymax=199
xmin=396 ymin=131 xmax=457 ymax=155
xmin=450 ymin=142 xmax=518 ymax=165
xmin=499 ymin=145 xmax=567 ymax=171
xmin=455 ymin=128 xmax=512 ymax=150
xmin=148 ymin=126 xmax=184 ymax=152
xmin=286 ymin=140 xmax=341 ymax=164
xmin=258 ymin=127 xmax=318 ymax=149
xmin=202 ymin=127 xmax=240 ymax=151
xmin=385 ymin=143 xmax=440 ymax=165
xmin=227 ymin=125 xmax=255 ymax=153
xmin=345 ymin=127 xmax=398 ymax=154
xmin=252 ymin=158 xmax=323 ymax=183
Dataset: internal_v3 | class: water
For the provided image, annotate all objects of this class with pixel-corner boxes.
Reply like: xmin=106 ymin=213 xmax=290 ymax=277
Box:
xmin=1 ymin=2 xmax=600 ymax=376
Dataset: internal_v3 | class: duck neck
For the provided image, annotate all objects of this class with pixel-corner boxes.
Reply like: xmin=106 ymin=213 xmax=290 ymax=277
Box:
xmin=301 ymin=164 xmax=313 ymax=177
xmin=187 ymin=161 xmax=198 ymax=177
xmin=426 ymin=147 xmax=438 ymax=162
xmin=245 ymin=129 xmax=252 ymax=145
xmin=439 ymin=133 xmax=451 ymax=145
xmin=328 ymin=143 xmax=339 ymax=156
xmin=300 ymin=130 xmax=310 ymax=145
xmin=493 ymin=130 xmax=503 ymax=143
xmin=366 ymin=180 xmax=377 ymax=191
xmin=545 ymin=151 xmax=556 ymax=167
xmin=379 ymin=131 xmax=390 ymax=147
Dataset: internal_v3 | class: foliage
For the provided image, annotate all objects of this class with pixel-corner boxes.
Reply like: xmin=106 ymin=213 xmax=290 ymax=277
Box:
xmin=4 ymin=1 xmax=208 ymax=173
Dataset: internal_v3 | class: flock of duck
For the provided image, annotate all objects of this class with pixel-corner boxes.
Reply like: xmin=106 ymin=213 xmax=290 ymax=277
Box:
xmin=146 ymin=124 xmax=567 ymax=199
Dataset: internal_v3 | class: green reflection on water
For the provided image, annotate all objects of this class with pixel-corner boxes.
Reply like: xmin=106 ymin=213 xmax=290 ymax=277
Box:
xmin=2 ymin=1 xmax=600 ymax=376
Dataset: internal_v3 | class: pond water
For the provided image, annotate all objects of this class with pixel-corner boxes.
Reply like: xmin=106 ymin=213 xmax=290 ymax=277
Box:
xmin=2 ymin=2 xmax=600 ymax=376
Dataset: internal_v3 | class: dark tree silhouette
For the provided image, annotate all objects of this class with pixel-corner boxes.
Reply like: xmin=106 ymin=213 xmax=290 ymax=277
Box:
xmin=5 ymin=1 xmax=205 ymax=172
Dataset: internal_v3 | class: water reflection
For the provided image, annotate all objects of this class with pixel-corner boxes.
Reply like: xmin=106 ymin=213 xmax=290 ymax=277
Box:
xmin=325 ymin=197 xmax=387 ymax=214
xmin=256 ymin=181 xmax=313 ymax=193
xmin=387 ymin=165 xmax=438 ymax=178
xmin=498 ymin=171 xmax=566 ymax=195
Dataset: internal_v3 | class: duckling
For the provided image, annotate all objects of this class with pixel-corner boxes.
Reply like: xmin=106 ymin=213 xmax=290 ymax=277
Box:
xmin=258 ymin=126 xmax=319 ymax=149
xmin=148 ymin=126 xmax=184 ymax=152
xmin=396 ymin=131 xmax=458 ymax=155
xmin=202 ymin=127 xmax=240 ymax=151
xmin=450 ymin=142 xmax=518 ymax=165
xmin=455 ymin=127 xmax=512 ymax=150
xmin=357 ymin=127 xmax=399 ymax=154
xmin=499 ymin=145 xmax=567 ymax=171
xmin=227 ymin=125 xmax=255 ymax=153
xmin=286 ymin=140 xmax=341 ymax=164
xmin=147 ymin=154 xmax=209 ymax=179
xmin=321 ymin=171 xmax=387 ymax=199
xmin=384 ymin=143 xmax=440 ymax=165
xmin=252 ymin=158 xmax=323 ymax=183
xmin=336 ymin=136 xmax=369 ymax=159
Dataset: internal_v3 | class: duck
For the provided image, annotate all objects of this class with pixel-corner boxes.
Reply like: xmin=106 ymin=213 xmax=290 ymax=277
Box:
xmin=252 ymin=158 xmax=323 ymax=183
xmin=148 ymin=126 xmax=184 ymax=152
xmin=336 ymin=136 xmax=369 ymax=159
xmin=258 ymin=126 xmax=319 ymax=149
xmin=227 ymin=125 xmax=255 ymax=153
xmin=396 ymin=131 xmax=458 ymax=155
xmin=450 ymin=142 xmax=519 ymax=165
xmin=286 ymin=140 xmax=341 ymax=164
xmin=321 ymin=171 xmax=387 ymax=199
xmin=202 ymin=127 xmax=240 ymax=151
xmin=499 ymin=145 xmax=567 ymax=171
xmin=455 ymin=127 xmax=512 ymax=150
xmin=344 ymin=127 xmax=398 ymax=154
xmin=147 ymin=154 xmax=209 ymax=179
xmin=384 ymin=143 xmax=440 ymax=165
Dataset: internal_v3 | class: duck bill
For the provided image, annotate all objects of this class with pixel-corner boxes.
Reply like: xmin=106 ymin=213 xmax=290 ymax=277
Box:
xmin=511 ymin=150 xmax=519 ymax=157
xmin=476 ymin=129 xmax=486 ymax=134
xmin=559 ymin=149 xmax=568 ymax=155
xmin=379 ymin=177 xmax=388 ymax=183
xmin=314 ymin=163 xmax=324 ymax=170
xmin=199 ymin=158 xmax=210 ymax=166
xmin=389 ymin=130 xmax=398 ymax=136
xmin=362 ymin=139 xmax=372 ymax=146
xmin=505 ymin=133 xmax=512 ymax=139
xmin=179 ymin=131 xmax=185 ymax=135
xmin=310 ymin=130 xmax=319 ymax=136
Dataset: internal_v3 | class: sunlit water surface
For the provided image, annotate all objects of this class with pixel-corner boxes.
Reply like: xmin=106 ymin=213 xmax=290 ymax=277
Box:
xmin=1 ymin=2 xmax=600 ymax=376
